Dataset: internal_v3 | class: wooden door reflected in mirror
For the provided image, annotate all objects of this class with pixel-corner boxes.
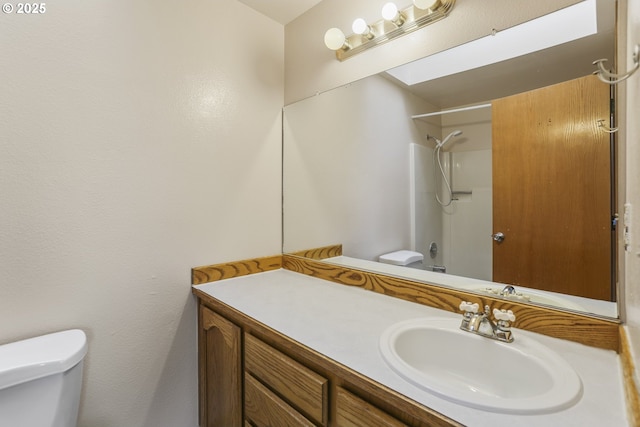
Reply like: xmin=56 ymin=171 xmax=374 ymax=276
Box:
xmin=492 ymin=75 xmax=614 ymax=301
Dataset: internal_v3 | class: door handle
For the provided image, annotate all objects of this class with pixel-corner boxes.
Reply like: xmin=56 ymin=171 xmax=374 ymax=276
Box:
xmin=491 ymin=232 xmax=505 ymax=242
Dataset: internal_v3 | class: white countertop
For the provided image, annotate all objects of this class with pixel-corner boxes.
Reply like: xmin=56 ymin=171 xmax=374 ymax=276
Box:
xmin=194 ymin=269 xmax=628 ymax=427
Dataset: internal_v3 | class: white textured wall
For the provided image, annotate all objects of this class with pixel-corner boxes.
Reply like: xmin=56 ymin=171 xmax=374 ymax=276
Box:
xmin=0 ymin=1 xmax=283 ymax=426
xmin=284 ymin=0 xmax=581 ymax=104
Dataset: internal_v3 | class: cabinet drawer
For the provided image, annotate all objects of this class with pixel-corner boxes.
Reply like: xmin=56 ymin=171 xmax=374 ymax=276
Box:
xmin=336 ymin=387 xmax=408 ymax=427
xmin=245 ymin=373 xmax=315 ymax=427
xmin=244 ymin=333 xmax=328 ymax=426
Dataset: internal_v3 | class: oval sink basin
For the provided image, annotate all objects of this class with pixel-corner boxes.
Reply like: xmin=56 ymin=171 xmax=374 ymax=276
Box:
xmin=379 ymin=318 xmax=582 ymax=414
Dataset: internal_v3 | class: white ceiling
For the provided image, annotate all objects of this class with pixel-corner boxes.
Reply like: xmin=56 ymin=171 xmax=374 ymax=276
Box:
xmin=236 ymin=0 xmax=321 ymax=25
xmin=385 ymin=0 xmax=614 ymax=108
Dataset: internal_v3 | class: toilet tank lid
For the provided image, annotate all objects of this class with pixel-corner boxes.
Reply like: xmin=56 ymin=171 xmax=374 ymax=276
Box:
xmin=379 ymin=250 xmax=424 ymax=266
xmin=0 ymin=329 xmax=88 ymax=390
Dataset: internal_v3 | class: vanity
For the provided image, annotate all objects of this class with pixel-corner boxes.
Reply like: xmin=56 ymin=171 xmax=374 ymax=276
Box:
xmin=192 ymin=258 xmax=628 ymax=427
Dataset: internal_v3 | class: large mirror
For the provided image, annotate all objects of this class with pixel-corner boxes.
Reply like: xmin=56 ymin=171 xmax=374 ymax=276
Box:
xmin=283 ymin=0 xmax=618 ymax=318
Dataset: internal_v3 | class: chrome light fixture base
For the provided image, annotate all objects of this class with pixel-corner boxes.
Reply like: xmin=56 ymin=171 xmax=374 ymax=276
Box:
xmin=333 ymin=0 xmax=455 ymax=61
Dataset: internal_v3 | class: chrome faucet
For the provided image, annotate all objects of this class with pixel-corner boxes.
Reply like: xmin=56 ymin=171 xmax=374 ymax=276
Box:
xmin=458 ymin=301 xmax=515 ymax=343
xmin=501 ymin=285 xmax=516 ymax=296
xmin=427 ymin=265 xmax=446 ymax=273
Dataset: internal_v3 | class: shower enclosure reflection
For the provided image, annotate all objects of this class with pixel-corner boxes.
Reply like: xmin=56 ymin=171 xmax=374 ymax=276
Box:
xmin=427 ymin=130 xmax=463 ymax=207
xmin=413 ymin=118 xmax=492 ymax=283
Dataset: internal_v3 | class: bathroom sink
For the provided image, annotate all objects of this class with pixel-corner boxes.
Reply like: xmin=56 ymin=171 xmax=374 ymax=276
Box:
xmin=379 ymin=318 xmax=582 ymax=414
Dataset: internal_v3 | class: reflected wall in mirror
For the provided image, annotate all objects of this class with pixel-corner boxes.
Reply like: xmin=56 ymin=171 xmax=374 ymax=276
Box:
xmin=283 ymin=0 xmax=618 ymax=319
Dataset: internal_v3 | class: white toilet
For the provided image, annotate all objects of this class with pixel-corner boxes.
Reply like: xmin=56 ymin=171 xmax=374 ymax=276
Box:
xmin=0 ymin=329 xmax=88 ymax=427
xmin=378 ymin=250 xmax=424 ymax=269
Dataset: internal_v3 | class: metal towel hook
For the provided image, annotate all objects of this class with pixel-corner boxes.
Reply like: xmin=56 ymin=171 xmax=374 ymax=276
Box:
xmin=593 ymin=44 xmax=640 ymax=85
xmin=597 ymin=119 xmax=618 ymax=134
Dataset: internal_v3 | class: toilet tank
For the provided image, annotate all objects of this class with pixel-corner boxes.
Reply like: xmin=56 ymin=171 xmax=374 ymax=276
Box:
xmin=0 ymin=329 xmax=88 ymax=427
xmin=379 ymin=250 xmax=424 ymax=267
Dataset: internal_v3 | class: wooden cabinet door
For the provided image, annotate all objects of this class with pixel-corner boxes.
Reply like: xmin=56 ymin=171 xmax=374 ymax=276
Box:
xmin=492 ymin=74 xmax=613 ymax=300
xmin=200 ymin=305 xmax=242 ymax=427
xmin=335 ymin=387 xmax=408 ymax=427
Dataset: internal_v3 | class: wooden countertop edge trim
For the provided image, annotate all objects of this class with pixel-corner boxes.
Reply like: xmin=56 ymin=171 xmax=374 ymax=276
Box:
xmin=194 ymin=290 xmax=463 ymax=427
xmin=620 ymin=326 xmax=640 ymax=425
xmin=191 ymin=254 xmax=283 ymax=285
xmin=281 ymin=254 xmax=621 ymax=352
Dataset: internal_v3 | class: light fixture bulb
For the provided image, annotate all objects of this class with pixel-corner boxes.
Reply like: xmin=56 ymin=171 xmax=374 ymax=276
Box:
xmin=413 ymin=0 xmax=439 ymax=10
xmin=381 ymin=2 xmax=399 ymax=21
xmin=352 ymin=18 xmax=375 ymax=39
xmin=381 ymin=2 xmax=405 ymax=26
xmin=324 ymin=28 xmax=347 ymax=51
xmin=352 ymin=18 xmax=369 ymax=35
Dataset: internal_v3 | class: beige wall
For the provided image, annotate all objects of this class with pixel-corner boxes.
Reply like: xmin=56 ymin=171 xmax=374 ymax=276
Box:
xmin=0 ymin=1 xmax=283 ymax=426
xmin=624 ymin=0 xmax=640 ymax=378
xmin=284 ymin=0 xmax=582 ymax=104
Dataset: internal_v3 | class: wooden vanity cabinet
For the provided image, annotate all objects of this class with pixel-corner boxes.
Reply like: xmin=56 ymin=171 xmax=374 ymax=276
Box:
xmin=196 ymin=295 xmax=460 ymax=427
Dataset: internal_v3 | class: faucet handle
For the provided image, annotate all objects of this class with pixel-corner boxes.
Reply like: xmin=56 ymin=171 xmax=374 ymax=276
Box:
xmin=493 ymin=308 xmax=516 ymax=322
xmin=459 ymin=301 xmax=479 ymax=313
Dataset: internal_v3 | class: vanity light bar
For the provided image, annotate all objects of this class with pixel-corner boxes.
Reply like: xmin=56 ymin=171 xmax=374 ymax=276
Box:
xmin=324 ymin=0 xmax=456 ymax=61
